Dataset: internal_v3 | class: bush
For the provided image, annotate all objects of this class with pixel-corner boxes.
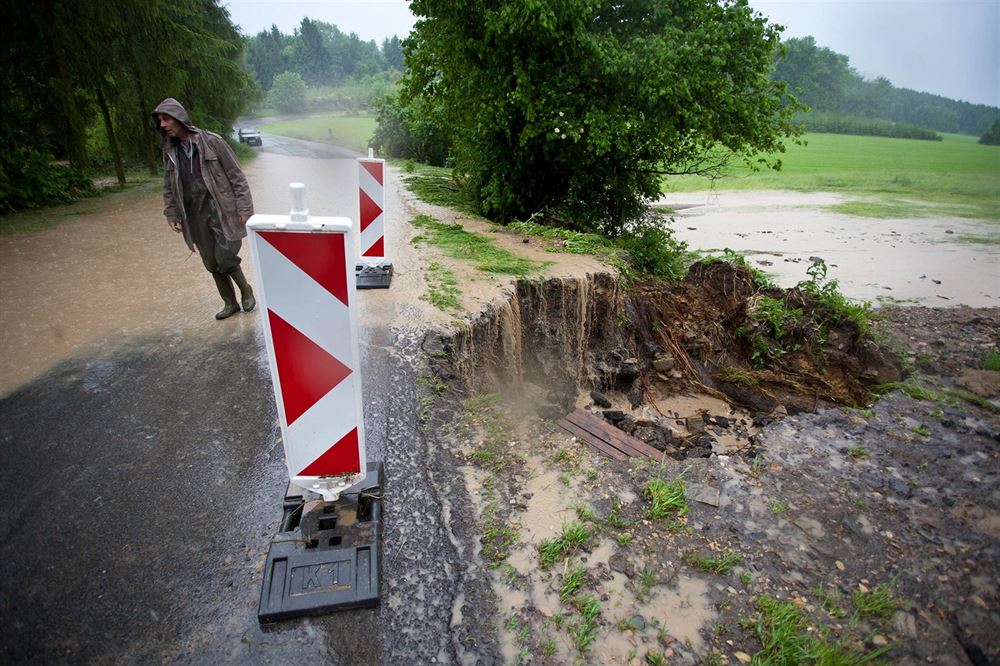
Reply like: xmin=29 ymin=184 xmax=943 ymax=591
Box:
xmin=1 ymin=147 xmax=94 ymax=211
xmin=979 ymin=117 xmax=1000 ymax=146
xmin=614 ymin=218 xmax=691 ymax=281
xmin=371 ymin=90 xmax=451 ymax=166
xmin=269 ymin=71 xmax=308 ymax=114
xmin=797 ymin=111 xmax=941 ymax=140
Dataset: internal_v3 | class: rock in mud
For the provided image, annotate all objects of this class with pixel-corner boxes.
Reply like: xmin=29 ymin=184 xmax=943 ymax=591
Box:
xmin=590 ymin=389 xmax=612 ymax=408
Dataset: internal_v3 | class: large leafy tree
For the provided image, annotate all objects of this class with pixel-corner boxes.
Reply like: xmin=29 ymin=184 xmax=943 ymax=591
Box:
xmin=1 ymin=0 xmax=257 ymax=209
xmin=404 ymin=0 xmax=799 ymax=235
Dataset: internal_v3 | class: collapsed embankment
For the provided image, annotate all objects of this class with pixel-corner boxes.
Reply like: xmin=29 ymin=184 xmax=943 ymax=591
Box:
xmin=423 ymin=261 xmax=901 ymax=433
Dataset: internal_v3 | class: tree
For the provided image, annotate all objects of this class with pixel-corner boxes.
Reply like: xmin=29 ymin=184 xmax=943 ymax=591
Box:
xmin=293 ymin=17 xmax=334 ymax=84
xmin=382 ymin=36 xmax=404 ymax=71
xmin=404 ymin=0 xmax=799 ymax=235
xmin=980 ymin=117 xmax=1000 ymax=145
xmin=771 ymin=36 xmax=860 ymax=113
xmin=269 ymin=71 xmax=308 ymax=113
xmin=247 ymin=25 xmax=289 ymax=90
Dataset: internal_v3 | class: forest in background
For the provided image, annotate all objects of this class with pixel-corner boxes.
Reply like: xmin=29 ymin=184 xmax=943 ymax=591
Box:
xmin=0 ymin=0 xmax=258 ymax=211
xmin=2 ymin=1 xmax=997 ymax=215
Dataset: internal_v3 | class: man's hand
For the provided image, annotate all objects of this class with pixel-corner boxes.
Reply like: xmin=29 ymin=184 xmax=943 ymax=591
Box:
xmin=239 ymin=214 xmax=250 ymax=224
xmin=169 ymin=221 xmax=183 ymax=233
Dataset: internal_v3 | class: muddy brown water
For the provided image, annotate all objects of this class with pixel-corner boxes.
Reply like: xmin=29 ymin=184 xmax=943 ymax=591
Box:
xmin=659 ymin=190 xmax=1000 ymax=307
xmin=0 ymin=151 xmax=437 ymax=397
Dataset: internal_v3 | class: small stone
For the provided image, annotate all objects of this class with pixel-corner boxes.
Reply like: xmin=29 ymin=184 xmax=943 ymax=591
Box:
xmin=891 ymin=611 xmax=917 ymax=639
xmin=734 ymin=651 xmax=753 ymax=664
xmin=835 ymin=561 xmax=845 ymax=571
xmin=590 ymin=389 xmax=613 ymax=408
xmin=872 ymin=635 xmax=888 ymax=647
xmin=857 ymin=583 xmax=869 ymax=593
xmin=630 ymin=614 xmax=646 ymax=631
xmin=652 ymin=355 xmax=676 ymax=372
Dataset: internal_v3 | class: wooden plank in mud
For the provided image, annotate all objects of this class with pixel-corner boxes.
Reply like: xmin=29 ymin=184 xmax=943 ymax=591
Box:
xmin=556 ymin=417 xmax=629 ymax=462
xmin=557 ymin=408 xmax=664 ymax=462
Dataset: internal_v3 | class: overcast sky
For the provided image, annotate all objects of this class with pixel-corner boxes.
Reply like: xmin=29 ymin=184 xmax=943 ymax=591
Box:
xmin=224 ymin=0 xmax=999 ymax=107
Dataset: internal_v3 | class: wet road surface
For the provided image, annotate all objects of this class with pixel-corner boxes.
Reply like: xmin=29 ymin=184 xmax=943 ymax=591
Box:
xmin=0 ymin=135 xmax=481 ymax=662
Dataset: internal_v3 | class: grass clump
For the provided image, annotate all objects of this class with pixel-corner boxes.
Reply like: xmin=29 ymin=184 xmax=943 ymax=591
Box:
xmin=636 ymin=568 xmax=657 ymax=603
xmin=714 ymin=366 xmax=757 ymax=387
xmin=479 ymin=503 xmax=519 ymax=565
xmin=872 ymin=381 xmax=944 ymax=402
xmin=682 ymin=550 xmax=743 ymax=575
xmin=422 ymin=261 xmax=461 ymax=311
xmin=754 ymin=594 xmax=892 ymax=664
xmin=853 ymin=582 xmax=899 ymax=619
xmin=410 ymin=214 xmax=547 ymax=277
xmin=539 ymin=522 xmax=592 ymax=569
xmin=570 ymin=594 xmax=601 ymax=653
xmin=813 ymin=585 xmax=848 ymax=619
xmin=944 ymin=387 xmax=997 ymax=412
xmin=644 ymin=477 xmax=689 ymax=519
xmin=983 ymin=351 xmax=1000 ymax=371
xmin=796 ymin=258 xmax=874 ymax=338
xmin=560 ymin=563 xmax=587 ymax=602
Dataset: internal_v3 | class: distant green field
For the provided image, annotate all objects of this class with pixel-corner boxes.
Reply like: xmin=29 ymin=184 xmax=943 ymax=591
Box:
xmin=260 ymin=115 xmax=377 ymax=153
xmin=663 ymin=132 xmax=1000 ymax=220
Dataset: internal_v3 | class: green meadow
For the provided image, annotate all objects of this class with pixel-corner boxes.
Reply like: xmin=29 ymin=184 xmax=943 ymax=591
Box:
xmin=259 ymin=115 xmax=377 ymax=153
xmin=663 ymin=132 xmax=1000 ymax=221
xmin=261 ymin=117 xmax=999 ymax=222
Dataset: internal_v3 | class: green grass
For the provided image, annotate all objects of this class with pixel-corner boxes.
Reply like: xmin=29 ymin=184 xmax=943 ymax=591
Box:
xmin=560 ymin=563 xmax=587 ymax=602
xmin=853 ymin=582 xmax=899 ymax=619
xmin=754 ymin=595 xmax=892 ymax=664
xmin=259 ymin=114 xmax=377 ymax=153
xmin=714 ymin=366 xmax=757 ymax=387
xmin=682 ymin=550 xmax=743 ymax=575
xmin=399 ymin=162 xmax=479 ymax=215
xmin=983 ymin=352 xmax=1000 ymax=371
xmin=479 ymin=503 xmax=519 ymax=564
xmin=570 ymin=594 xmax=601 ymax=652
xmin=661 ymin=132 xmax=1000 ymax=221
xmin=410 ymin=214 xmax=548 ymax=277
xmin=539 ymin=522 xmax=592 ymax=568
xmin=422 ymin=261 xmax=461 ymax=311
xmin=644 ymin=477 xmax=689 ymax=519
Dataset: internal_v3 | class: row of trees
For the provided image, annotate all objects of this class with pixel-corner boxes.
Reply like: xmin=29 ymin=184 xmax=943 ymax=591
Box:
xmin=1 ymin=0 xmax=256 ymax=210
xmin=245 ymin=19 xmax=403 ymax=90
xmin=773 ymin=36 xmax=996 ymax=136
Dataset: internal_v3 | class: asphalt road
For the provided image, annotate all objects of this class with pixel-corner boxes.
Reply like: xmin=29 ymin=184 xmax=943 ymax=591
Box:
xmin=0 ymin=134 xmax=487 ymax=663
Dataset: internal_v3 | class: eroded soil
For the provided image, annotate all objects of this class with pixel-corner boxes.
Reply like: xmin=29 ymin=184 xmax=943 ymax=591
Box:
xmin=440 ymin=300 xmax=999 ymax=664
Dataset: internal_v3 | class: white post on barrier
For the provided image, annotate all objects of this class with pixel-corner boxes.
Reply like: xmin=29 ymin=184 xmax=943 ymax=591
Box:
xmin=355 ymin=150 xmax=393 ymax=288
xmin=247 ymin=183 xmax=367 ymax=501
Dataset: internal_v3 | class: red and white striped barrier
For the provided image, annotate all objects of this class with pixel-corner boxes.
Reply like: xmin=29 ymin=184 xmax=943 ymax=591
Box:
xmin=248 ymin=183 xmax=366 ymax=501
xmin=358 ymin=155 xmax=385 ymax=261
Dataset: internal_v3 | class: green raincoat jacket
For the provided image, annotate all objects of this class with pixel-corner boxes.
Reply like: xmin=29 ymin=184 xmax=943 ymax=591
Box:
xmin=153 ymin=98 xmax=254 ymax=251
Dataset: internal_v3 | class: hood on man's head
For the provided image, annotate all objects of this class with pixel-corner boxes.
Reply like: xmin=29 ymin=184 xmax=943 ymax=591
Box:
xmin=152 ymin=98 xmax=197 ymax=135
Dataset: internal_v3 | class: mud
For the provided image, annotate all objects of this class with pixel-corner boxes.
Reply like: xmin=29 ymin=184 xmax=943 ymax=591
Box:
xmin=659 ymin=190 xmax=1000 ymax=308
xmin=427 ymin=262 xmax=999 ymax=663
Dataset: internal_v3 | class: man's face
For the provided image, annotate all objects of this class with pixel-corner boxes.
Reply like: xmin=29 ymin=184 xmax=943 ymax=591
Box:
xmin=158 ymin=114 xmax=186 ymax=138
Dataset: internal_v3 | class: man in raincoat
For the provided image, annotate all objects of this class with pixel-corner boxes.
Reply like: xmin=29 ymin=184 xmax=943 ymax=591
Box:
xmin=153 ymin=98 xmax=255 ymax=319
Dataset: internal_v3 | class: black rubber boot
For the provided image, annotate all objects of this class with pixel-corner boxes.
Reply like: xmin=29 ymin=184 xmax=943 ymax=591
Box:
xmin=212 ymin=273 xmax=240 ymax=320
xmin=230 ymin=268 xmax=256 ymax=312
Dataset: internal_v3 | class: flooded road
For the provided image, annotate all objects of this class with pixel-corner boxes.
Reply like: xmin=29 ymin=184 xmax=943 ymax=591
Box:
xmin=660 ymin=190 xmax=999 ymax=307
xmin=0 ymin=138 xmax=462 ymax=662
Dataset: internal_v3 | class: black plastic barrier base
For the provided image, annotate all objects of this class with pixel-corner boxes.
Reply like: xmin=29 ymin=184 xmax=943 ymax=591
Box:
xmin=258 ymin=462 xmax=384 ymax=623
xmin=355 ymin=262 xmax=393 ymax=289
